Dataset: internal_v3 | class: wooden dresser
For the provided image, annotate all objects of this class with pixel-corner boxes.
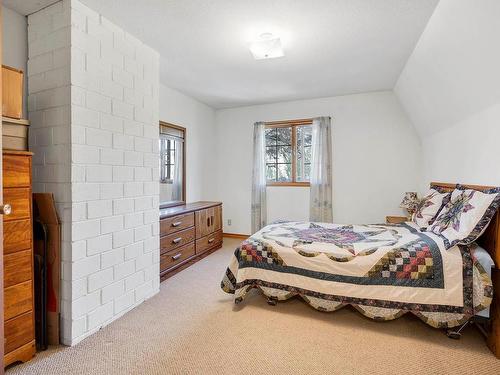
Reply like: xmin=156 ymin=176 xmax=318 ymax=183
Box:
xmin=160 ymin=202 xmax=223 ymax=281
xmin=3 ymin=151 xmax=35 ymax=366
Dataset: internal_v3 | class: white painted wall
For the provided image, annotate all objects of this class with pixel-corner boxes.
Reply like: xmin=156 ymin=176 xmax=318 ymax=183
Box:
xmin=159 ymin=84 xmax=217 ymax=203
xmin=29 ymin=0 xmax=160 ymax=346
xmin=420 ymin=102 xmax=500 ymax=187
xmin=395 ymin=0 xmax=500 ymax=188
xmin=214 ymin=91 xmax=421 ymax=234
xmin=3 ymin=5 xmax=28 ymax=118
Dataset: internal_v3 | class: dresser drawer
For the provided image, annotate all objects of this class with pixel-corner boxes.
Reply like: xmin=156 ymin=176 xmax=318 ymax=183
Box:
xmin=3 ymin=153 xmax=30 ymax=188
xmin=196 ymin=230 xmax=223 ymax=255
xmin=160 ymin=212 xmax=194 ymax=236
xmin=4 ymin=250 xmax=32 ymax=288
xmin=5 ymin=310 xmax=34 ymax=354
xmin=160 ymin=227 xmax=195 ymax=254
xmin=3 ymin=219 xmax=32 ymax=254
xmin=4 ymin=280 xmax=33 ymax=321
xmin=160 ymin=242 xmax=195 ymax=272
xmin=3 ymin=187 xmax=31 ymax=222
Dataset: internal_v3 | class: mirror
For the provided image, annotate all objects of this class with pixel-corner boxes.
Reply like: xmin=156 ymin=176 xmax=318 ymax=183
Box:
xmin=159 ymin=121 xmax=186 ymax=208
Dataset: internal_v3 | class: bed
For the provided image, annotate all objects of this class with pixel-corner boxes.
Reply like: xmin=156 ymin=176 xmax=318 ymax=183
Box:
xmin=221 ymin=183 xmax=500 ymax=358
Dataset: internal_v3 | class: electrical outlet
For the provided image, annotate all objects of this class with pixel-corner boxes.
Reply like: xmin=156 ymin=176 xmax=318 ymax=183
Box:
xmin=227 ymin=219 xmax=232 ymax=226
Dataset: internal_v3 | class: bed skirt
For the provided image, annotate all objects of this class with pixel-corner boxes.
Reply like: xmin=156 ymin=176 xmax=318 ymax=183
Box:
xmin=222 ymin=264 xmax=493 ymax=328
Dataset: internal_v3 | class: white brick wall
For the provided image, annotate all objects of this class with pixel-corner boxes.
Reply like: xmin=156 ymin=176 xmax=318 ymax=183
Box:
xmin=28 ymin=0 xmax=160 ymax=346
xmin=28 ymin=0 xmax=74 ymax=345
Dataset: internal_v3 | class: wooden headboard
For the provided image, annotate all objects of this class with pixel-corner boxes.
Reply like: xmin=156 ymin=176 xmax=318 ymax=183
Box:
xmin=431 ymin=182 xmax=500 ymax=358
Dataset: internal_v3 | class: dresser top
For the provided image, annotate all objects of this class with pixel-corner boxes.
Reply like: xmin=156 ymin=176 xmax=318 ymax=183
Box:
xmin=160 ymin=201 xmax=222 ymax=219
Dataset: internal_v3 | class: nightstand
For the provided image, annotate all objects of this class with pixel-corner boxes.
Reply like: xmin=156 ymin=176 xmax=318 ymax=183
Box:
xmin=386 ymin=216 xmax=408 ymax=224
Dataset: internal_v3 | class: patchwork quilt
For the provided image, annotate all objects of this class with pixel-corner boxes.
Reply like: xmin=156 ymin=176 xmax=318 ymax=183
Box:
xmin=221 ymin=221 xmax=493 ymax=328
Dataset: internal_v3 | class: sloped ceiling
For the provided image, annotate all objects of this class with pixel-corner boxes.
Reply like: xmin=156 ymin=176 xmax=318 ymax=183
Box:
xmin=395 ymin=0 xmax=500 ymax=137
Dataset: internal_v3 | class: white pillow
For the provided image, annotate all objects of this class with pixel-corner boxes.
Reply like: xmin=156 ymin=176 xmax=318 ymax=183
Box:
xmin=412 ymin=188 xmax=450 ymax=229
xmin=429 ymin=186 xmax=500 ymax=248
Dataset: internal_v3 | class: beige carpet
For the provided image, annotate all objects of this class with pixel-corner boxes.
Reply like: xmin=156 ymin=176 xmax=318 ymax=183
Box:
xmin=7 ymin=237 xmax=500 ymax=375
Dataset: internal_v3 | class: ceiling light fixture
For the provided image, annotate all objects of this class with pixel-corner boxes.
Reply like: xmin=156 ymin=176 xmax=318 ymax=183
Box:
xmin=249 ymin=33 xmax=284 ymax=60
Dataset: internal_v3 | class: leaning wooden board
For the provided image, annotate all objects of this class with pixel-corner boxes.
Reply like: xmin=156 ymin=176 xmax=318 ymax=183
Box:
xmin=159 ymin=202 xmax=223 ymax=281
xmin=32 ymin=193 xmax=61 ymax=346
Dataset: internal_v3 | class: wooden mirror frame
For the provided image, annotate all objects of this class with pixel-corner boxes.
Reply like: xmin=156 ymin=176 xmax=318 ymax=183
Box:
xmin=159 ymin=121 xmax=186 ymax=209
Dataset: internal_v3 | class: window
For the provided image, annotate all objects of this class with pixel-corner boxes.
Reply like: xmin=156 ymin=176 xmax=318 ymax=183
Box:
xmin=265 ymin=120 xmax=312 ymax=186
xmin=159 ymin=137 xmax=176 ymax=183
xmin=159 ymin=122 xmax=186 ymax=207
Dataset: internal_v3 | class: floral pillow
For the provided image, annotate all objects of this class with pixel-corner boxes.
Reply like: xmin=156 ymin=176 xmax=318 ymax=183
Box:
xmin=429 ymin=186 xmax=500 ymax=248
xmin=412 ymin=188 xmax=451 ymax=229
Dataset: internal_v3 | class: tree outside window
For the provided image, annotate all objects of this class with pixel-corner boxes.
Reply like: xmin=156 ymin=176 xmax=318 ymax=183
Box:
xmin=265 ymin=121 xmax=312 ymax=186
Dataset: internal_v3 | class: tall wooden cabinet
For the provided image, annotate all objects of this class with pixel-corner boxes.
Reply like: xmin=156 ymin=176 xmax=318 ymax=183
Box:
xmin=160 ymin=202 xmax=223 ymax=281
xmin=3 ymin=151 xmax=35 ymax=366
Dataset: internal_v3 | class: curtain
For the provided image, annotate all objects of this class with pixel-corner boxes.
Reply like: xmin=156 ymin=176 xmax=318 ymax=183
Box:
xmin=309 ymin=116 xmax=333 ymax=222
xmin=251 ymin=122 xmax=267 ymax=233
xmin=171 ymin=140 xmax=183 ymax=201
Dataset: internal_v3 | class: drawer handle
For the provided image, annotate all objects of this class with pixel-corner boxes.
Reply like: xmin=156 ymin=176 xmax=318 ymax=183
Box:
xmin=171 ymin=221 xmax=182 ymax=227
xmin=208 ymin=238 xmax=215 ymax=244
xmin=172 ymin=237 xmax=182 ymax=244
xmin=0 ymin=204 xmax=12 ymax=216
xmin=172 ymin=253 xmax=182 ymax=261
xmin=207 ymin=217 xmax=210 ymax=226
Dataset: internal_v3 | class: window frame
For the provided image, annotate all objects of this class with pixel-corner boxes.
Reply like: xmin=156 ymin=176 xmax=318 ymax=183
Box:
xmin=265 ymin=118 xmax=312 ymax=187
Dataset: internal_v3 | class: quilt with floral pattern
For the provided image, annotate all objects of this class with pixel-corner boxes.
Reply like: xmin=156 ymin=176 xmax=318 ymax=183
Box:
xmin=221 ymin=221 xmax=493 ymax=328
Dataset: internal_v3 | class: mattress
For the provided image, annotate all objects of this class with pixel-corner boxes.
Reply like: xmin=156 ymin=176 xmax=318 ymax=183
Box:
xmin=221 ymin=221 xmax=493 ymax=328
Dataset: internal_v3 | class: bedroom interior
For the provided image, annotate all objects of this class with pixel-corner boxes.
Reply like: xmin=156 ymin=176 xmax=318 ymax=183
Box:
xmin=1 ymin=0 xmax=500 ymax=374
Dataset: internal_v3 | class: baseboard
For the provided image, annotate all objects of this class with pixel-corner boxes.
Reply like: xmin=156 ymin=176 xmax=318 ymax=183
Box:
xmin=223 ymin=232 xmax=250 ymax=239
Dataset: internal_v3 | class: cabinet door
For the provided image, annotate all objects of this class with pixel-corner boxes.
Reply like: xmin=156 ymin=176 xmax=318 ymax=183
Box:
xmin=195 ymin=208 xmax=213 ymax=238
xmin=195 ymin=205 xmax=222 ymax=238
xmin=213 ymin=205 xmax=222 ymax=232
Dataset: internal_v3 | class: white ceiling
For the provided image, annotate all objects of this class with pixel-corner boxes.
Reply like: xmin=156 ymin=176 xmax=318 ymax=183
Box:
xmin=5 ymin=0 xmax=439 ymax=109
